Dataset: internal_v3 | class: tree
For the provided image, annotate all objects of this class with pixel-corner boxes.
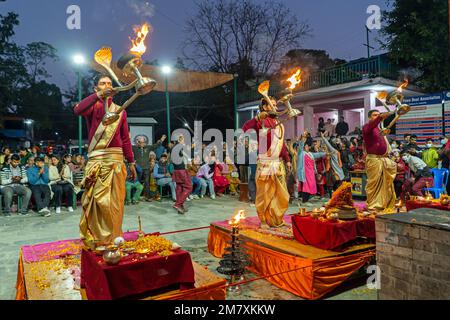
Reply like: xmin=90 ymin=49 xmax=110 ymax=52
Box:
xmin=380 ymin=0 xmax=450 ymax=92
xmin=182 ymin=0 xmax=311 ymax=82
xmin=0 ymin=12 xmax=28 ymax=114
xmin=24 ymin=42 xmax=58 ymax=84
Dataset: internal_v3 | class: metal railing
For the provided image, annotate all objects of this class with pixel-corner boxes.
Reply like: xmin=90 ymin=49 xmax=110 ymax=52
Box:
xmin=238 ymin=54 xmax=398 ymax=104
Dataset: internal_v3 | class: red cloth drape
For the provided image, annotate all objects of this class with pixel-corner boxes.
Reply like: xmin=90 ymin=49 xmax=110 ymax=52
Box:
xmin=405 ymin=200 xmax=450 ymax=212
xmin=291 ymin=216 xmax=375 ymax=251
xmin=81 ymin=249 xmax=195 ymax=300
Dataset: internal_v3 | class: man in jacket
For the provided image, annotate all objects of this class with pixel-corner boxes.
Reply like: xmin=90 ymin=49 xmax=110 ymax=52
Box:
xmin=132 ymin=134 xmax=166 ymax=201
xmin=0 ymin=154 xmax=32 ymax=216
xmin=26 ymin=157 xmax=51 ymax=217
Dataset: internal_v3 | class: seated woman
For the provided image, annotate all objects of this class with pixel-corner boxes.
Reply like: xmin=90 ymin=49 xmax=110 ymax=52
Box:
xmin=49 ymin=154 xmax=75 ymax=214
xmin=197 ymin=156 xmax=216 ymax=199
xmin=223 ymin=157 xmax=240 ymax=196
xmin=212 ymin=157 xmax=230 ymax=196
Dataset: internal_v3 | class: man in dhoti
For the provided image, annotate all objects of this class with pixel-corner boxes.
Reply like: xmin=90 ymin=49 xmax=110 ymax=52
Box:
xmin=74 ymin=75 xmax=136 ymax=249
xmin=362 ymin=110 xmax=396 ymax=213
xmin=242 ymin=98 xmax=292 ymax=227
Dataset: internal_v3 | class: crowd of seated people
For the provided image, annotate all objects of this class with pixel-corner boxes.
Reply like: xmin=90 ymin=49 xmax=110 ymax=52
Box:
xmin=0 ymin=144 xmax=86 ymax=217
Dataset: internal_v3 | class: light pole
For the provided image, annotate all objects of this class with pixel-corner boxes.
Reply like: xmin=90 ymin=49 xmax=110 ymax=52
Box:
xmin=162 ymin=65 xmax=172 ymax=142
xmin=73 ymin=54 xmax=85 ymax=154
xmin=233 ymin=74 xmax=238 ymax=130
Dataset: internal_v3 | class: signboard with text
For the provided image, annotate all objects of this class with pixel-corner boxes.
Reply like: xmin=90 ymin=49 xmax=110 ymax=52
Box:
xmin=395 ymin=94 xmax=443 ymax=145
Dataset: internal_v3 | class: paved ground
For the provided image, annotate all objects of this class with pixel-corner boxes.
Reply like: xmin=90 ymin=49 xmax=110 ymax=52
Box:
xmin=0 ymin=195 xmax=376 ymax=300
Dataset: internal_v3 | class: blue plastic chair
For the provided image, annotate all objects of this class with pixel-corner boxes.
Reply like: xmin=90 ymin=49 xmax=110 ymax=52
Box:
xmin=424 ymin=168 xmax=449 ymax=198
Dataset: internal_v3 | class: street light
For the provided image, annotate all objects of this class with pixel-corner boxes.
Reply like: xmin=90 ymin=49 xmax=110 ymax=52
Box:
xmin=162 ymin=65 xmax=172 ymax=141
xmin=73 ymin=54 xmax=85 ymax=155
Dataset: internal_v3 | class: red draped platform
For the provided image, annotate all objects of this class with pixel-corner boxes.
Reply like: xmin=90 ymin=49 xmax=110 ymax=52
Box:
xmin=16 ymin=232 xmax=226 ymax=300
xmin=291 ymin=216 xmax=375 ymax=251
xmin=208 ymin=215 xmax=375 ymax=300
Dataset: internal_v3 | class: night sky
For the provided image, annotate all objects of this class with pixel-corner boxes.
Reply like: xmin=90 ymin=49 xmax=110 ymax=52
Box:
xmin=1 ymin=0 xmax=389 ymax=91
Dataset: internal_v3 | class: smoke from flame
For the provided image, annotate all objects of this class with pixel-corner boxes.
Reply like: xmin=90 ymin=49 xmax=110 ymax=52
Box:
xmin=229 ymin=210 xmax=246 ymax=225
xmin=130 ymin=23 xmax=151 ymax=56
xmin=287 ymin=68 xmax=302 ymax=90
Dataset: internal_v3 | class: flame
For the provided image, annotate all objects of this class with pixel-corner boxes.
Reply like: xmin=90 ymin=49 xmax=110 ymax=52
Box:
xmin=229 ymin=210 xmax=246 ymax=225
xmin=130 ymin=23 xmax=150 ymax=56
xmin=287 ymin=68 xmax=302 ymax=90
xmin=397 ymin=79 xmax=409 ymax=93
xmin=377 ymin=91 xmax=388 ymax=101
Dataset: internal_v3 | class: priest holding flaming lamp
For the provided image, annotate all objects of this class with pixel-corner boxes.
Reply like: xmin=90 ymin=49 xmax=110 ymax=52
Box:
xmin=75 ymin=23 xmax=156 ymax=249
xmin=242 ymin=70 xmax=302 ymax=228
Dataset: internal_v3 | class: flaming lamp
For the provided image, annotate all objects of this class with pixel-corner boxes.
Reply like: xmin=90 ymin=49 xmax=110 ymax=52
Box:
xmin=217 ymin=210 xmax=250 ymax=295
xmin=376 ymin=80 xmax=411 ymax=136
xmin=94 ymin=23 xmax=157 ymax=125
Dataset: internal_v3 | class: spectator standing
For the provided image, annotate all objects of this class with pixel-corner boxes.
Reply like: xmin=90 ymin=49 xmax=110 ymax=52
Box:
xmin=335 ymin=116 xmax=349 ymax=136
xmin=323 ymin=119 xmax=335 ymax=137
xmin=320 ymin=133 xmax=345 ymax=195
xmin=317 ymin=117 xmax=325 ymax=135
xmin=27 ymin=157 xmax=51 ymax=216
xmin=170 ymin=135 xmax=193 ymax=214
xmin=0 ymin=154 xmax=32 ymax=216
xmin=296 ymin=132 xmax=327 ymax=203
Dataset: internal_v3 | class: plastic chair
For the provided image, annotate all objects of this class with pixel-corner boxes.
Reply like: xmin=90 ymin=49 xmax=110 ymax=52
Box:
xmin=424 ymin=168 xmax=449 ymax=198
xmin=158 ymin=184 xmax=173 ymax=202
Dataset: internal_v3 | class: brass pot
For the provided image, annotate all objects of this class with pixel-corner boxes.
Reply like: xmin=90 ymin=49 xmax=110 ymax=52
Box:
xmin=103 ymin=245 xmax=121 ymax=265
xmin=440 ymin=197 xmax=450 ymax=206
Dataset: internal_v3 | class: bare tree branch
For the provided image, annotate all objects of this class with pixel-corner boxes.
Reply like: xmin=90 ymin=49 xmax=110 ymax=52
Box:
xmin=182 ymin=0 xmax=311 ymax=79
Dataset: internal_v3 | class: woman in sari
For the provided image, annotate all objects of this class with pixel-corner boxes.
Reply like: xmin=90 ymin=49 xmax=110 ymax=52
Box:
xmin=213 ymin=159 xmax=230 ymax=196
xmin=296 ymin=132 xmax=327 ymax=203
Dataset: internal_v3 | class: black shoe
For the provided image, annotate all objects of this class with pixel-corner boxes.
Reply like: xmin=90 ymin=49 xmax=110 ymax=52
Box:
xmin=2 ymin=212 xmax=11 ymax=217
xmin=20 ymin=211 xmax=29 ymax=216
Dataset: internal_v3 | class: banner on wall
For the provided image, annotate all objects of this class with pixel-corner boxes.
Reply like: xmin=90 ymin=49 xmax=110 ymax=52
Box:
xmin=395 ymin=94 xmax=443 ymax=145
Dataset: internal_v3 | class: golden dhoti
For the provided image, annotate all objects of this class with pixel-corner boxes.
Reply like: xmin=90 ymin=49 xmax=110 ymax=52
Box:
xmin=255 ymin=159 xmax=289 ymax=227
xmin=79 ymin=148 xmax=127 ymax=248
xmin=365 ymin=154 xmax=397 ymax=213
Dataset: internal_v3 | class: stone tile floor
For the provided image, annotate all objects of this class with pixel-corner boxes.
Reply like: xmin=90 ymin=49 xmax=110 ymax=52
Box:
xmin=0 ymin=195 xmax=376 ymax=300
